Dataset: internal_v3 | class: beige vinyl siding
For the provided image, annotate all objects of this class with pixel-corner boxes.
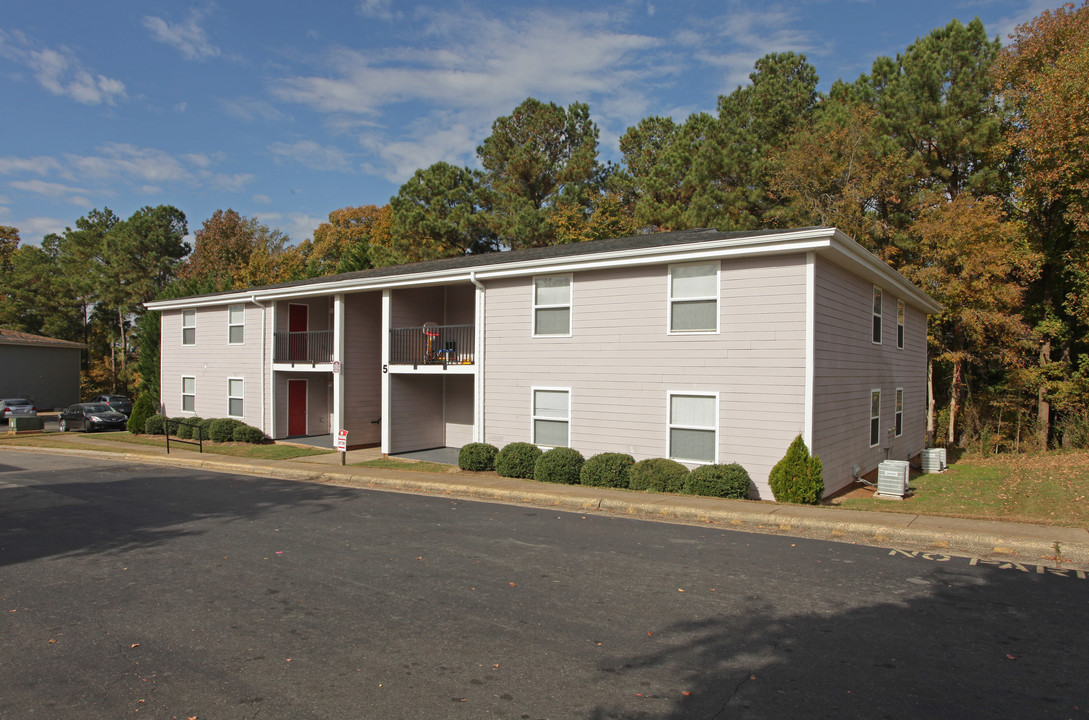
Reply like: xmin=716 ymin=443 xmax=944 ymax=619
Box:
xmin=483 ymin=255 xmax=807 ymax=497
xmin=161 ymin=305 xmax=264 ymax=426
xmin=811 ymin=256 xmax=928 ymax=494
xmin=444 ymin=375 xmax=474 ymax=447
xmin=389 ymin=375 xmax=444 ymax=453
xmin=343 ymin=291 xmax=382 ymax=445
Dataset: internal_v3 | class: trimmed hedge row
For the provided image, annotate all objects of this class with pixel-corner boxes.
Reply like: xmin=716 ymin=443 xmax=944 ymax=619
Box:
xmin=456 ymin=441 xmax=755 ymax=500
xmin=144 ymin=414 xmax=267 ymax=444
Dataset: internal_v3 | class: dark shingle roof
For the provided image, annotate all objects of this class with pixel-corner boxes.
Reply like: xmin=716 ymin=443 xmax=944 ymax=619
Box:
xmin=171 ymin=227 xmax=827 ymax=302
xmin=0 ymin=328 xmax=86 ymax=349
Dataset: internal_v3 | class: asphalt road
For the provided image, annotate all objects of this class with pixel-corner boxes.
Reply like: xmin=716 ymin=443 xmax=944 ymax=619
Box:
xmin=1 ymin=451 xmax=1086 ymax=720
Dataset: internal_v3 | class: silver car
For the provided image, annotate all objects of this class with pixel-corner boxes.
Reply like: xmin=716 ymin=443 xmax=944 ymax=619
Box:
xmin=1 ymin=398 xmax=37 ymax=424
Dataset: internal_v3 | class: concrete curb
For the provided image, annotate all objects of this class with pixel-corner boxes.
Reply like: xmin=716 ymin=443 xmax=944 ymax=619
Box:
xmin=4 ymin=443 xmax=1088 ymax=568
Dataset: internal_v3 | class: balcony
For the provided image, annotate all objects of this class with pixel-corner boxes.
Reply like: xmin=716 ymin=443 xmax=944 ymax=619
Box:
xmin=274 ymin=330 xmax=334 ymax=365
xmin=390 ymin=324 xmax=474 ymax=366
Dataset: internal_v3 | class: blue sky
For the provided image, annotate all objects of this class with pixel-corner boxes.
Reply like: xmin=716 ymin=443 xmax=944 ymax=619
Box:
xmin=0 ymin=0 xmax=1056 ymax=247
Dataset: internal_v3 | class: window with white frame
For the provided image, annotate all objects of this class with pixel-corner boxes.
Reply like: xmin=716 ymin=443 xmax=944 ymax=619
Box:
xmin=670 ymin=263 xmax=719 ymax=333
xmin=228 ymin=378 xmax=244 ymax=418
xmin=533 ymin=275 xmax=572 ymax=336
xmin=870 ymin=389 xmax=881 ymax=447
xmin=228 ymin=304 xmax=245 ymax=344
xmin=872 ymin=286 xmax=882 ymax=344
xmin=668 ymin=392 xmax=718 ymax=463
xmin=897 ymin=299 xmax=905 ymax=350
xmin=895 ymin=388 xmax=904 ymax=437
xmin=181 ymin=376 xmax=195 ymax=413
xmin=532 ymin=388 xmax=570 ymax=447
xmin=182 ymin=309 xmax=196 ymax=345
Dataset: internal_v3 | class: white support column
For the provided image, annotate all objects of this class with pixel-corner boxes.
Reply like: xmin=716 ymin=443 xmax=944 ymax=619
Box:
xmin=381 ymin=289 xmax=391 ymax=454
xmin=804 ymin=251 xmax=815 ymax=450
xmin=333 ymin=293 xmax=345 ymax=438
xmin=268 ymin=301 xmax=278 ymax=439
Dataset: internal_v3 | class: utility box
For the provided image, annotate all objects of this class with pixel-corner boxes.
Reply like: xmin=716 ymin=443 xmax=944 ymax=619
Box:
xmin=877 ymin=460 xmax=910 ymax=498
xmin=921 ymin=448 xmax=944 ymax=474
xmin=9 ymin=416 xmax=44 ymax=432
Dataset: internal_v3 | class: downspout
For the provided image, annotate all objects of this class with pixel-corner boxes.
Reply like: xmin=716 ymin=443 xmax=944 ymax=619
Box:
xmin=470 ymin=272 xmax=485 ymax=444
xmin=251 ymin=295 xmax=268 ymax=436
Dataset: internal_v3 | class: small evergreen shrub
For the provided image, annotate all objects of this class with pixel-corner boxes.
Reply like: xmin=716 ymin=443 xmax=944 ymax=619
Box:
xmin=177 ymin=417 xmax=203 ymax=440
xmin=629 ymin=458 xmax=690 ymax=493
xmin=233 ymin=424 xmax=266 ymax=443
xmin=534 ymin=447 xmax=584 ymax=484
xmin=164 ymin=417 xmax=181 ymax=435
xmin=683 ymin=463 xmax=752 ymax=499
xmin=144 ymin=414 xmax=166 ymax=435
xmin=198 ymin=417 xmax=217 ymax=439
xmin=209 ymin=418 xmax=242 ymax=443
xmin=458 ymin=443 xmax=499 ymax=471
xmin=128 ymin=393 xmax=156 ymax=434
xmin=495 ymin=442 xmax=542 ymax=479
xmin=768 ymin=435 xmax=824 ymax=504
xmin=580 ymin=453 xmax=634 ymax=488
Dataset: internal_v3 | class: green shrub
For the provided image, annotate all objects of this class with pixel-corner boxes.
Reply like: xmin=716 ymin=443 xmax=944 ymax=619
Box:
xmin=768 ymin=435 xmax=824 ymax=504
xmin=629 ymin=458 xmax=689 ymax=493
xmin=580 ymin=453 xmax=634 ymax=488
xmin=683 ymin=463 xmax=752 ymax=499
xmin=198 ymin=417 xmax=217 ymax=439
xmin=176 ymin=417 xmax=202 ymax=440
xmin=164 ymin=417 xmax=181 ymax=435
xmin=534 ymin=447 xmax=584 ymax=484
xmin=209 ymin=418 xmax=242 ymax=443
xmin=495 ymin=442 xmax=542 ymax=479
xmin=144 ymin=414 xmax=166 ymax=435
xmin=458 ymin=443 xmax=499 ymax=471
xmin=128 ymin=393 xmax=156 ymax=434
xmin=233 ymin=423 xmax=266 ymax=443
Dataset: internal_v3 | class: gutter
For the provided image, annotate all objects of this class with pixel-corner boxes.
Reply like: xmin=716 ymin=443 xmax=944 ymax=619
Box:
xmin=250 ymin=295 xmax=268 ymax=435
xmin=470 ymin=272 xmax=485 ymax=444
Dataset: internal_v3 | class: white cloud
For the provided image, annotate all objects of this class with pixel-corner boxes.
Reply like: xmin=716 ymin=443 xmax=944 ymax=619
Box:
xmin=0 ymin=156 xmax=62 ymax=175
xmin=142 ymin=9 xmax=221 ymax=61
xmin=173 ymin=101 xmax=188 ymax=113
xmin=357 ymin=0 xmax=399 ymax=21
xmin=221 ymin=97 xmax=289 ymax=122
xmin=9 ymin=179 xmax=95 ymax=205
xmin=252 ymin=193 xmax=272 ymax=204
xmin=255 ymin=211 xmax=324 ymax=244
xmin=268 ymin=140 xmax=354 ymax=172
xmin=10 ymin=216 xmax=70 ymax=244
xmin=0 ymin=29 xmax=126 ymax=105
xmin=991 ymin=0 xmax=1059 ymax=44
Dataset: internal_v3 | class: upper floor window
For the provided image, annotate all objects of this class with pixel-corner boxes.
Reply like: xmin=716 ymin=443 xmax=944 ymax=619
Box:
xmin=670 ymin=262 xmax=719 ymax=333
xmin=533 ymin=275 xmax=572 ymax=337
xmin=228 ymin=304 xmax=245 ymax=345
xmin=668 ymin=392 xmax=718 ymax=463
xmin=182 ymin=309 xmax=196 ymax=345
xmin=897 ymin=300 xmax=905 ymax=350
xmin=532 ymin=388 xmax=570 ymax=447
xmin=872 ymin=286 xmax=883 ymax=344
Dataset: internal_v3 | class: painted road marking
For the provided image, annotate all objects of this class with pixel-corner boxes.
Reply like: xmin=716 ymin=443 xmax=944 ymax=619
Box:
xmin=887 ymin=549 xmax=1087 ymax=579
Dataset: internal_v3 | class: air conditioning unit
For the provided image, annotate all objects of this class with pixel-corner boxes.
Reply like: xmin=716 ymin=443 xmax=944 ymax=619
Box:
xmin=877 ymin=460 xmax=910 ymax=498
xmin=921 ymin=448 xmax=944 ymax=474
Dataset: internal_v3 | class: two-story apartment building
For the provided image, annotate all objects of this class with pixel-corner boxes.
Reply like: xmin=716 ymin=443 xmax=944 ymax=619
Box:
xmin=147 ymin=227 xmax=941 ymax=499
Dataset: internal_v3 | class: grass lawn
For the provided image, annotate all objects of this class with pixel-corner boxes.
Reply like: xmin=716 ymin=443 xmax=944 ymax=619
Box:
xmin=836 ymin=450 xmax=1089 ymax=528
xmin=0 ymin=431 xmax=332 ymax=461
xmin=351 ymin=457 xmax=455 ymax=473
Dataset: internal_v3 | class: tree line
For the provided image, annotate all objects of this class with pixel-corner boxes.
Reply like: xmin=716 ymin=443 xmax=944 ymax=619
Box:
xmin=1 ymin=4 xmax=1086 ymax=452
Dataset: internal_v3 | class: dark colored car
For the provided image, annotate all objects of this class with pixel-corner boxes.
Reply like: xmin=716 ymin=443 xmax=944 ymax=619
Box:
xmin=90 ymin=394 xmax=133 ymax=416
xmin=59 ymin=403 xmax=129 ymax=433
xmin=1 ymin=398 xmax=37 ymax=424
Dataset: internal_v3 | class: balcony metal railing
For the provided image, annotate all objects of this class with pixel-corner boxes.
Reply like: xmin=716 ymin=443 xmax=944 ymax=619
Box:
xmin=390 ymin=324 xmax=475 ymax=366
xmin=274 ymin=330 xmax=334 ymax=364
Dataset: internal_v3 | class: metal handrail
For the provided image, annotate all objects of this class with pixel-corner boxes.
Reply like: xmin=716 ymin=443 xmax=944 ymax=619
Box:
xmin=389 ymin=324 xmax=475 ymax=366
xmin=273 ymin=330 xmax=334 ymax=364
xmin=165 ymin=419 xmax=204 ymax=454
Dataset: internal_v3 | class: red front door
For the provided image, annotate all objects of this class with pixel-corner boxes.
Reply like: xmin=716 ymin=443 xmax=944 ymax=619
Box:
xmin=288 ymin=379 xmax=307 ymax=436
xmin=289 ymin=304 xmax=308 ymax=361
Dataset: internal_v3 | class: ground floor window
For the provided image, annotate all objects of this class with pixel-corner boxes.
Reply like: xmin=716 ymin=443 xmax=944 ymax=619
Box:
xmin=532 ymin=388 xmax=570 ymax=447
xmin=181 ymin=376 xmax=195 ymax=413
xmin=870 ymin=389 xmax=881 ymax=447
xmin=895 ymin=388 xmax=904 ymax=437
xmin=228 ymin=378 xmax=244 ymax=418
xmin=668 ymin=392 xmax=717 ymax=463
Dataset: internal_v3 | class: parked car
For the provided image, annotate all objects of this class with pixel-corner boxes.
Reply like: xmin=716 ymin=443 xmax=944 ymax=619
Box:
xmin=1 ymin=398 xmax=37 ymax=425
xmin=90 ymin=394 xmax=133 ymax=416
xmin=58 ymin=403 xmax=129 ymax=433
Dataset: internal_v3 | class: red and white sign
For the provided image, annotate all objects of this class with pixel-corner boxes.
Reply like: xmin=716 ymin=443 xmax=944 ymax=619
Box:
xmin=335 ymin=429 xmax=348 ymax=451
xmin=332 ymin=360 xmax=341 ymax=374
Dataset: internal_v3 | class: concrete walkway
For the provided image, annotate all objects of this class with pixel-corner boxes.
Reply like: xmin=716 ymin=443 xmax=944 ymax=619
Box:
xmin=5 ymin=432 xmax=1089 ymax=569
